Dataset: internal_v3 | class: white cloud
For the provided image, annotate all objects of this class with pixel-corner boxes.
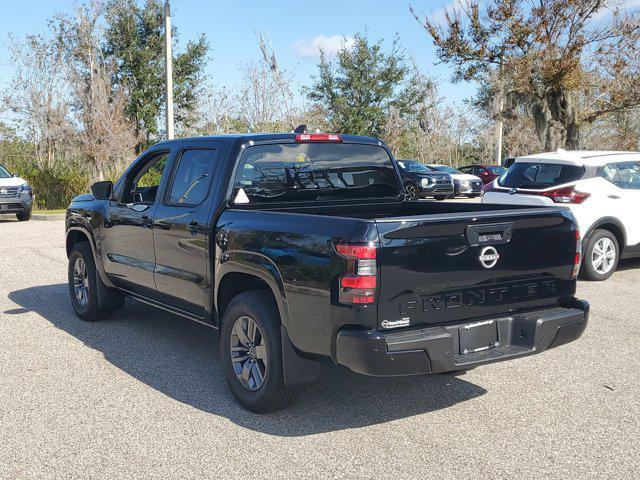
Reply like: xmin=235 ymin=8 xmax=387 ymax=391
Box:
xmin=428 ymin=0 xmax=469 ymax=24
xmin=292 ymin=35 xmax=356 ymax=59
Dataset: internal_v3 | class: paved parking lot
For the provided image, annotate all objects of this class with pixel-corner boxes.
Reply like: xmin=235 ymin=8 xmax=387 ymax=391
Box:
xmin=1 ymin=218 xmax=639 ymax=479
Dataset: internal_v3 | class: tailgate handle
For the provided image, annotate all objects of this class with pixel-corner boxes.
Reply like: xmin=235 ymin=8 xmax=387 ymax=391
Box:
xmin=466 ymin=223 xmax=514 ymax=246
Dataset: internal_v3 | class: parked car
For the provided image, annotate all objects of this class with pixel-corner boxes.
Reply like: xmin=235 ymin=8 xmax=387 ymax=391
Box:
xmin=396 ymin=159 xmax=454 ymax=200
xmin=427 ymin=164 xmax=484 ymax=198
xmin=482 ymin=149 xmax=640 ymax=281
xmin=459 ymin=164 xmax=508 ymax=185
xmin=66 ymin=133 xmax=588 ymax=412
xmin=0 ymin=164 xmax=33 ymax=221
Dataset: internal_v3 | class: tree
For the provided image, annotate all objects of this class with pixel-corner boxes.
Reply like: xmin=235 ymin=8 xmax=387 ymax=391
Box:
xmin=54 ymin=1 xmax=139 ymax=180
xmin=103 ymin=0 xmax=208 ymax=149
xmin=412 ymin=0 xmax=640 ymax=150
xmin=2 ymin=33 xmax=73 ymax=168
xmin=307 ymin=33 xmax=428 ymax=137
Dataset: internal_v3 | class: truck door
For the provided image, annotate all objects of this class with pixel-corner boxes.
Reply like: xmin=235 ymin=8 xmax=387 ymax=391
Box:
xmin=152 ymin=147 xmax=223 ymax=316
xmin=101 ymin=150 xmax=170 ymax=296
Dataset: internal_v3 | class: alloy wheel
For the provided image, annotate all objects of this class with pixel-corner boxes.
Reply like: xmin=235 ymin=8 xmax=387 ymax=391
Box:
xmin=72 ymin=257 xmax=89 ymax=307
xmin=229 ymin=315 xmax=268 ymax=391
xmin=592 ymin=237 xmax=616 ymax=275
xmin=404 ymin=184 xmax=418 ymax=201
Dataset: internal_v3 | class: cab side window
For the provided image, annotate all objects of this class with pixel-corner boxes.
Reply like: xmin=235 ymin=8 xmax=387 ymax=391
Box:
xmin=599 ymin=161 xmax=640 ymax=190
xmin=121 ymin=152 xmax=169 ymax=204
xmin=167 ymin=149 xmax=218 ymax=205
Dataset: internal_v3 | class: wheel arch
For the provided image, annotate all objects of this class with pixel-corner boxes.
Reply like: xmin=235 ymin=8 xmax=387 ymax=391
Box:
xmin=584 ymin=217 xmax=626 ymax=254
xmin=66 ymin=227 xmax=95 ymax=258
xmin=66 ymin=227 xmax=114 ymax=288
xmin=215 ymin=255 xmax=290 ymax=330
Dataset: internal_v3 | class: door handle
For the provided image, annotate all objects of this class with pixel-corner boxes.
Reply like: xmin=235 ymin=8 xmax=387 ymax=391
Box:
xmin=607 ymin=194 xmax=621 ymax=199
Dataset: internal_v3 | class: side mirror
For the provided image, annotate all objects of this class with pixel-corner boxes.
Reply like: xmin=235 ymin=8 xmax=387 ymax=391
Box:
xmin=91 ymin=181 xmax=113 ymax=200
xmin=12 ymin=173 xmax=19 ymax=178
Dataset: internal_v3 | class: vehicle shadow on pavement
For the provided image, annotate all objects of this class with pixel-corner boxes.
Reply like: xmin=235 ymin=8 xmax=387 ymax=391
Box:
xmin=7 ymin=284 xmax=487 ymax=436
xmin=617 ymin=258 xmax=640 ymax=272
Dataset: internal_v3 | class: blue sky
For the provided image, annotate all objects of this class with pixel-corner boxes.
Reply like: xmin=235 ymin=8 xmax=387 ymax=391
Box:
xmin=0 ymin=0 xmax=473 ymax=107
xmin=1 ymin=0 xmax=637 ymax=111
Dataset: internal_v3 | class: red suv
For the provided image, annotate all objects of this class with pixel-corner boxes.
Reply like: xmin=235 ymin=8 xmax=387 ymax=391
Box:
xmin=459 ymin=164 xmax=507 ymax=185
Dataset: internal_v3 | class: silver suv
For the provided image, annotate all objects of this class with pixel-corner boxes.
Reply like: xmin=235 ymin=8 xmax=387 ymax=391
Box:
xmin=0 ymin=165 xmax=33 ymax=221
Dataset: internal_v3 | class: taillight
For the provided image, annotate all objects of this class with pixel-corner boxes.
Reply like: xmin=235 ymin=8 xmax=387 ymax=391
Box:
xmin=572 ymin=229 xmax=581 ymax=279
xmin=540 ymin=186 xmax=590 ymax=204
xmin=335 ymin=243 xmax=377 ymax=305
xmin=295 ymin=133 xmax=343 ymax=142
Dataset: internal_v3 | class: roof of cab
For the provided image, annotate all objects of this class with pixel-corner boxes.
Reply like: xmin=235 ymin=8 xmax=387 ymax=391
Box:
xmin=516 ymin=149 xmax=640 ymax=167
xmin=153 ymin=133 xmax=383 ymax=147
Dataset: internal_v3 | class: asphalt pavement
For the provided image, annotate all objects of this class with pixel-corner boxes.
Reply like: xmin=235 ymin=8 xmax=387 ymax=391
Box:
xmin=1 ymin=218 xmax=638 ymax=479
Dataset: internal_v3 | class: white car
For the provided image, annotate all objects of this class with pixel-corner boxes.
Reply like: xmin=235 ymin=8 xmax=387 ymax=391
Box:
xmin=482 ymin=150 xmax=640 ymax=281
xmin=427 ymin=164 xmax=484 ymax=197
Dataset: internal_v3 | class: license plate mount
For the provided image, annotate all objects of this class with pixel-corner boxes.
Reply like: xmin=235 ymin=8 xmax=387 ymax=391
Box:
xmin=459 ymin=320 xmax=499 ymax=355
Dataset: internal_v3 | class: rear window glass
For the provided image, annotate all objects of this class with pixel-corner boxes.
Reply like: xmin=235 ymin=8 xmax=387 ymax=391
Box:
xmin=499 ymin=162 xmax=585 ymax=189
xmin=234 ymin=143 xmax=400 ymax=203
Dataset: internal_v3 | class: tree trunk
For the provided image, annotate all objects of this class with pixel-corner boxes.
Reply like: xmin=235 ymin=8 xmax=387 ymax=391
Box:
xmin=532 ymin=89 xmax=580 ymax=151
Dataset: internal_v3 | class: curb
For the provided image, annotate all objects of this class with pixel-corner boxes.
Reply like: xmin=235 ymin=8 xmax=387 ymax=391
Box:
xmin=0 ymin=213 xmax=66 ymax=221
xmin=31 ymin=214 xmax=66 ymax=221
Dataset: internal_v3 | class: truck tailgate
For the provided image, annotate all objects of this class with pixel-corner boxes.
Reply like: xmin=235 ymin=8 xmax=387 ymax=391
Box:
xmin=374 ymin=208 xmax=577 ymax=330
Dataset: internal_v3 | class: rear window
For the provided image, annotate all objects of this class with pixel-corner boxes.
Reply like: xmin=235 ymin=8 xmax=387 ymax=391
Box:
xmin=499 ymin=162 xmax=585 ymax=189
xmin=234 ymin=143 xmax=400 ymax=203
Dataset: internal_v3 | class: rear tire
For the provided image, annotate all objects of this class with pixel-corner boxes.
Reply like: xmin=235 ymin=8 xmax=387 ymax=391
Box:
xmin=68 ymin=242 xmax=115 ymax=321
xmin=581 ymin=229 xmax=619 ymax=281
xmin=220 ymin=290 xmax=299 ymax=413
xmin=16 ymin=211 xmax=31 ymax=221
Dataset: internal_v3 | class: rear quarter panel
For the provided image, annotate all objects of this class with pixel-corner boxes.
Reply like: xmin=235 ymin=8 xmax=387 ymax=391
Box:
xmin=215 ymin=209 xmax=380 ymax=358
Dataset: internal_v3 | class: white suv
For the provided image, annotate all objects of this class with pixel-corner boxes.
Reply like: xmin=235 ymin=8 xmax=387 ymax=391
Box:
xmin=482 ymin=150 xmax=640 ymax=281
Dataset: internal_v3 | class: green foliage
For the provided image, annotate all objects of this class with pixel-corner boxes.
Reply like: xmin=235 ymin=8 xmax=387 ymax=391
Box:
xmin=104 ymin=0 xmax=209 ymax=149
xmin=1 ymin=123 xmax=90 ymax=209
xmin=22 ymin=164 xmax=91 ymax=210
xmin=307 ymin=33 xmax=427 ymax=137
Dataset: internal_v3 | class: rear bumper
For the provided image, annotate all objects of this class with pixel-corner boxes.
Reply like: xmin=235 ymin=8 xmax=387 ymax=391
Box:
xmin=335 ymin=299 xmax=589 ymax=376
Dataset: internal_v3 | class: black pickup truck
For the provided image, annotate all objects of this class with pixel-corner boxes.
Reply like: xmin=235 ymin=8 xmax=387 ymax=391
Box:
xmin=66 ymin=133 xmax=589 ymax=412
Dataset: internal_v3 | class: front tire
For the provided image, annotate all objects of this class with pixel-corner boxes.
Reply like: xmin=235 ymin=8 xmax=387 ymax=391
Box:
xmin=220 ymin=290 xmax=299 ymax=413
xmin=68 ymin=242 xmax=115 ymax=321
xmin=403 ymin=182 xmax=419 ymax=201
xmin=581 ymin=229 xmax=619 ymax=281
xmin=16 ymin=211 xmax=31 ymax=221
xmin=434 ymin=195 xmax=447 ymax=201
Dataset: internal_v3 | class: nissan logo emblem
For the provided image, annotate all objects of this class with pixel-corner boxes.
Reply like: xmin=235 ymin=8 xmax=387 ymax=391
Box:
xmin=479 ymin=246 xmax=500 ymax=269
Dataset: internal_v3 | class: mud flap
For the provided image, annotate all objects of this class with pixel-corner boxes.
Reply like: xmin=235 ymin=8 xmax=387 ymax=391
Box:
xmin=281 ymin=326 xmax=322 ymax=387
xmin=96 ymin=271 xmax=125 ymax=311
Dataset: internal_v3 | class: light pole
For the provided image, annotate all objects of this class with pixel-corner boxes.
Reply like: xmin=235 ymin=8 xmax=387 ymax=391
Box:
xmin=164 ymin=0 xmax=175 ymax=140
